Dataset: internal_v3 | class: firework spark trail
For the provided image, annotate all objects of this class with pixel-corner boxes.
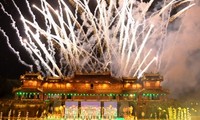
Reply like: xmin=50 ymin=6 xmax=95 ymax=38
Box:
xmin=12 ymin=0 xmax=63 ymax=76
xmin=0 ymin=3 xmax=33 ymax=70
xmin=0 ymin=0 xmax=194 ymax=77
xmin=169 ymin=3 xmax=195 ymax=22
xmin=44 ymin=2 xmax=76 ymax=69
xmin=36 ymin=0 xmax=106 ymax=72
xmin=24 ymin=39 xmax=58 ymax=77
xmin=128 ymin=24 xmax=154 ymax=76
xmin=123 ymin=22 xmax=139 ymax=76
xmin=39 ymin=0 xmax=56 ymax=71
xmin=30 ymin=4 xmax=79 ymax=74
xmin=25 ymin=0 xmax=46 ymax=74
xmin=62 ymin=0 xmax=107 ymax=72
xmin=40 ymin=0 xmax=106 ymax=73
xmin=71 ymin=0 xmax=114 ymax=72
xmin=24 ymin=14 xmax=105 ymax=73
xmin=22 ymin=18 xmax=62 ymax=76
xmin=0 ymin=29 xmax=33 ymax=70
xmin=9 ymin=0 xmax=47 ymax=73
xmin=120 ymin=10 xmax=131 ymax=74
xmin=96 ymin=0 xmax=111 ymax=67
xmin=138 ymin=57 xmax=158 ymax=78
xmin=134 ymin=49 xmax=153 ymax=77
xmin=34 ymin=1 xmax=90 ymax=73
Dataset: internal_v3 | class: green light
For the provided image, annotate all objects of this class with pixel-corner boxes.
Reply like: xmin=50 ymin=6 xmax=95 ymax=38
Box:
xmin=143 ymin=94 xmax=145 ymax=96
xmin=110 ymin=94 xmax=112 ymax=96
xmin=48 ymin=93 xmax=50 ymax=96
xmin=133 ymin=94 xmax=136 ymax=97
xmin=115 ymin=118 xmax=124 ymax=120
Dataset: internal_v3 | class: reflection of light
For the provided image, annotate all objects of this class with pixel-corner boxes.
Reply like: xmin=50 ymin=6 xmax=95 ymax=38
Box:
xmin=85 ymin=83 xmax=90 ymax=87
xmin=132 ymin=84 xmax=136 ymax=89
xmin=66 ymin=83 xmax=71 ymax=87
xmin=125 ymin=83 xmax=130 ymax=88
xmin=26 ymin=81 xmax=37 ymax=86
xmin=136 ymin=84 xmax=142 ymax=89
xmin=102 ymin=84 xmax=108 ymax=88
xmin=155 ymin=81 xmax=160 ymax=87
xmin=43 ymin=83 xmax=48 ymax=88
xmin=48 ymin=83 xmax=53 ymax=88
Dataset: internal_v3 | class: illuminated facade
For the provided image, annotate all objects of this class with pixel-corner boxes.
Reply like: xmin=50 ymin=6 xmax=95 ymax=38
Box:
xmin=13 ymin=72 xmax=168 ymax=101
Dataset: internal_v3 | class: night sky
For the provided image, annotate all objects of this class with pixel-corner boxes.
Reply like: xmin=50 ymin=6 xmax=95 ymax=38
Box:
xmin=0 ymin=0 xmax=200 ymax=98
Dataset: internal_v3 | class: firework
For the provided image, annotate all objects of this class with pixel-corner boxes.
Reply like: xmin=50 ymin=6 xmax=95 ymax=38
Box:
xmin=0 ymin=0 xmax=194 ymax=77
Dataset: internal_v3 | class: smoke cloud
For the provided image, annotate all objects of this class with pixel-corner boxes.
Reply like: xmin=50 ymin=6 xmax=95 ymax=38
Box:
xmin=161 ymin=1 xmax=200 ymax=99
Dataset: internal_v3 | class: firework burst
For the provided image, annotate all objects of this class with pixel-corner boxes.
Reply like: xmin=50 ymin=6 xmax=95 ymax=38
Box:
xmin=0 ymin=0 xmax=194 ymax=77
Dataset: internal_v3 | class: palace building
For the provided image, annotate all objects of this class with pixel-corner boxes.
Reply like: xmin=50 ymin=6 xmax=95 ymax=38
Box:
xmin=12 ymin=72 xmax=168 ymax=117
xmin=13 ymin=72 xmax=167 ymax=101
